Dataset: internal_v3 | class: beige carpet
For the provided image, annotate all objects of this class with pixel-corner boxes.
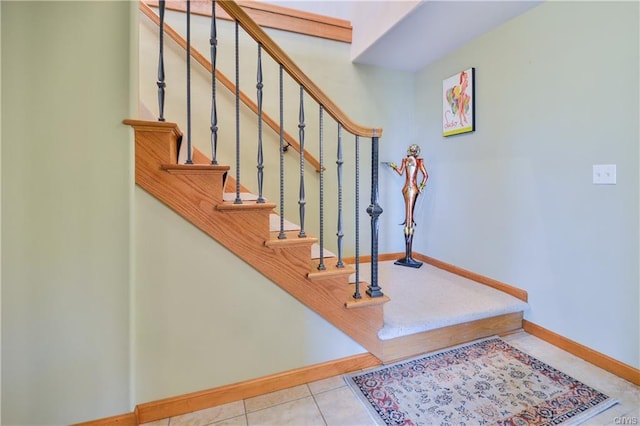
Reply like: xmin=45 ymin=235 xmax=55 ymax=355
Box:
xmin=355 ymin=261 xmax=529 ymax=340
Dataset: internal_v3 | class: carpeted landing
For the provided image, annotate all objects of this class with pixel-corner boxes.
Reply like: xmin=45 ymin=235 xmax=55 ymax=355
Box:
xmin=355 ymin=261 xmax=529 ymax=341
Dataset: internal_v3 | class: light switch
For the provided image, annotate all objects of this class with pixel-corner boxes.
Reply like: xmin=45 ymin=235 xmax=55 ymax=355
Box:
xmin=593 ymin=164 xmax=616 ymax=185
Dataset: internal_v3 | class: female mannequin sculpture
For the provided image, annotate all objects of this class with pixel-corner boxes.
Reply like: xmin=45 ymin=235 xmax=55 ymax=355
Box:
xmin=389 ymin=144 xmax=429 ymax=268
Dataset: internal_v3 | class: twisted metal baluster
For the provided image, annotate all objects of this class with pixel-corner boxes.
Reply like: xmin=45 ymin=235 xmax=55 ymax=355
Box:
xmin=336 ymin=124 xmax=344 ymax=268
xmin=210 ymin=0 xmax=218 ymax=164
xmin=185 ymin=0 xmax=193 ymax=164
xmin=234 ymin=21 xmax=242 ymax=203
xmin=317 ymin=106 xmax=325 ymax=270
xmin=277 ymin=66 xmax=286 ymax=239
xmin=256 ymin=44 xmax=265 ymax=203
xmin=366 ymin=135 xmax=384 ymax=297
xmin=157 ymin=0 xmax=166 ymax=121
xmin=297 ymin=86 xmax=306 ymax=238
xmin=353 ymin=135 xmax=361 ymax=300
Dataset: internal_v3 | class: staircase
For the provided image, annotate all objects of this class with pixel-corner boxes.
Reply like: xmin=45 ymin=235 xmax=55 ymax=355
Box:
xmin=124 ymin=118 xmax=528 ymax=365
xmin=125 ymin=119 xmax=390 ymax=359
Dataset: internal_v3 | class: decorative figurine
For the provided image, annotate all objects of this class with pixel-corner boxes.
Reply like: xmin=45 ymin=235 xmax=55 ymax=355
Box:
xmin=389 ymin=144 xmax=429 ymax=268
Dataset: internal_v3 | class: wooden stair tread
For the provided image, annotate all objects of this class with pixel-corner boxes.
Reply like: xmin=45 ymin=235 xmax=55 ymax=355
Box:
xmin=216 ymin=200 xmax=277 ymax=211
xmin=307 ymin=261 xmax=354 ymax=281
xmin=124 ymin=118 xmax=182 ymax=133
xmin=344 ymin=293 xmax=390 ymax=309
xmin=265 ymin=230 xmax=318 ymax=248
xmin=161 ymin=163 xmax=230 ymax=174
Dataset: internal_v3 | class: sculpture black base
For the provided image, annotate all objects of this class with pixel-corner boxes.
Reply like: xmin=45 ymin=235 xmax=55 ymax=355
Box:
xmin=394 ymin=256 xmax=423 ymax=268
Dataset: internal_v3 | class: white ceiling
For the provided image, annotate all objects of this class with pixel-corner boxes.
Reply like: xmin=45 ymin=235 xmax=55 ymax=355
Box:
xmin=265 ymin=0 xmax=542 ymax=73
xmin=353 ymin=1 xmax=543 ymax=72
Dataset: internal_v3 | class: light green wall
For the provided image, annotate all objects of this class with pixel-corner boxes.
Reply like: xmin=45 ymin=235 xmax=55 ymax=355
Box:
xmin=0 ymin=2 xmax=3 ymax=423
xmin=134 ymin=189 xmax=365 ymax=403
xmin=1 ymin=2 xmax=133 ymax=424
xmin=413 ymin=1 xmax=639 ymax=368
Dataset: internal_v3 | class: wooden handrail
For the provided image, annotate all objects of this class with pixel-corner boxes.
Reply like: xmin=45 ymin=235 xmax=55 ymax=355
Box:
xmin=139 ymin=1 xmax=323 ymax=172
xmin=216 ymin=0 xmax=383 ymax=138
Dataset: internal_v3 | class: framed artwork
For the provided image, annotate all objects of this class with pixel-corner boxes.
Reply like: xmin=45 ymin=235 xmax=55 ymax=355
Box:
xmin=442 ymin=67 xmax=475 ymax=136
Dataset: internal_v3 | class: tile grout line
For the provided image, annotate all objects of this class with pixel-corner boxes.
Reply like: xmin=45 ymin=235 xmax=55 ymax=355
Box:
xmin=242 ymin=398 xmax=249 ymax=425
xmin=308 ymin=384 xmax=329 ymax=426
xmin=244 ymin=394 xmax=314 ymax=415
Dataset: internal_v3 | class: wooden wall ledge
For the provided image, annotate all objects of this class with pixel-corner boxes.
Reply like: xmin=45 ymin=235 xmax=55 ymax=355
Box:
xmin=144 ymin=0 xmax=353 ymax=43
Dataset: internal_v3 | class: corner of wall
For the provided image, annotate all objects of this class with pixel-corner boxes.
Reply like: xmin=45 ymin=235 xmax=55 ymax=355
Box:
xmin=350 ymin=1 xmax=421 ymax=62
xmin=0 ymin=1 xmax=4 ymax=421
xmin=128 ymin=0 xmax=140 ymax=411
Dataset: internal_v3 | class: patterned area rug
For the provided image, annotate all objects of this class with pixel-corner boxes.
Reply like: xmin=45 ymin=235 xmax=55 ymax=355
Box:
xmin=345 ymin=337 xmax=617 ymax=425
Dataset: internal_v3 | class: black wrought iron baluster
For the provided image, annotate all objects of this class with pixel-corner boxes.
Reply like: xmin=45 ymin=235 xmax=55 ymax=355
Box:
xmin=353 ymin=135 xmax=361 ymax=300
xmin=210 ymin=0 xmax=218 ymax=165
xmin=234 ymin=21 xmax=242 ymax=204
xmin=157 ymin=0 xmax=166 ymax=122
xmin=278 ymin=65 xmax=286 ymax=239
xmin=336 ymin=124 xmax=344 ymax=268
xmin=256 ymin=44 xmax=265 ymax=203
xmin=366 ymin=135 xmax=383 ymax=297
xmin=297 ymin=86 xmax=306 ymax=238
xmin=185 ymin=0 xmax=193 ymax=164
xmin=317 ymin=105 xmax=325 ymax=270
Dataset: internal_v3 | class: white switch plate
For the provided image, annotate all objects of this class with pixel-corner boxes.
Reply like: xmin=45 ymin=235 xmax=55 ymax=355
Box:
xmin=593 ymin=164 xmax=616 ymax=184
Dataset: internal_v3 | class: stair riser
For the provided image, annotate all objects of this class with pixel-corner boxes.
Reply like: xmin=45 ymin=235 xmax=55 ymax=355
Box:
xmin=380 ymin=312 xmax=524 ymax=363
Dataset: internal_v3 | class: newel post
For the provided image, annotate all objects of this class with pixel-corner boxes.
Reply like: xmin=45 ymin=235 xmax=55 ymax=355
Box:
xmin=366 ymin=135 xmax=384 ymax=298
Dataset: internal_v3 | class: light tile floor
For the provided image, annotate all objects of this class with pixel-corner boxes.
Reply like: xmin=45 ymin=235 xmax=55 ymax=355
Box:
xmin=142 ymin=331 xmax=639 ymax=426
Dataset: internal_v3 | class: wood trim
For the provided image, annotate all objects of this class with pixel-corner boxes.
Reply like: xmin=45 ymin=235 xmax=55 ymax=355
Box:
xmin=344 ymin=294 xmax=390 ymax=309
xmin=122 ymin=119 xmax=182 ymax=163
xmin=145 ymin=0 xmax=352 ymax=43
xmin=216 ymin=0 xmax=382 ymax=138
xmin=343 ymin=252 xmax=398 ymax=265
xmin=523 ymin=320 xmax=640 ymax=386
xmin=135 ymin=353 xmax=380 ymax=423
xmin=307 ymin=262 xmax=354 ymax=281
xmin=161 ymin=164 xmax=230 ymax=174
xmin=73 ymin=412 xmax=137 ymax=426
xmin=138 ymin=1 xmax=323 ymax=173
xmin=414 ymin=253 xmax=528 ymax=302
xmin=347 ymin=252 xmax=528 ymax=302
xmin=216 ymin=200 xmax=277 ymax=211
xmin=264 ymin=232 xmax=318 ymax=248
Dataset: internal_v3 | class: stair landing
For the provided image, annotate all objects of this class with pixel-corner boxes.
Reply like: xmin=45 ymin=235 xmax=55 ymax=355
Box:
xmin=356 ymin=258 xmax=528 ymax=363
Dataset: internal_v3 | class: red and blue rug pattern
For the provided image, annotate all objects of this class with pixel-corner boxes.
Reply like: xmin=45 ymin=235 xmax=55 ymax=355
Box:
xmin=345 ymin=337 xmax=617 ymax=425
